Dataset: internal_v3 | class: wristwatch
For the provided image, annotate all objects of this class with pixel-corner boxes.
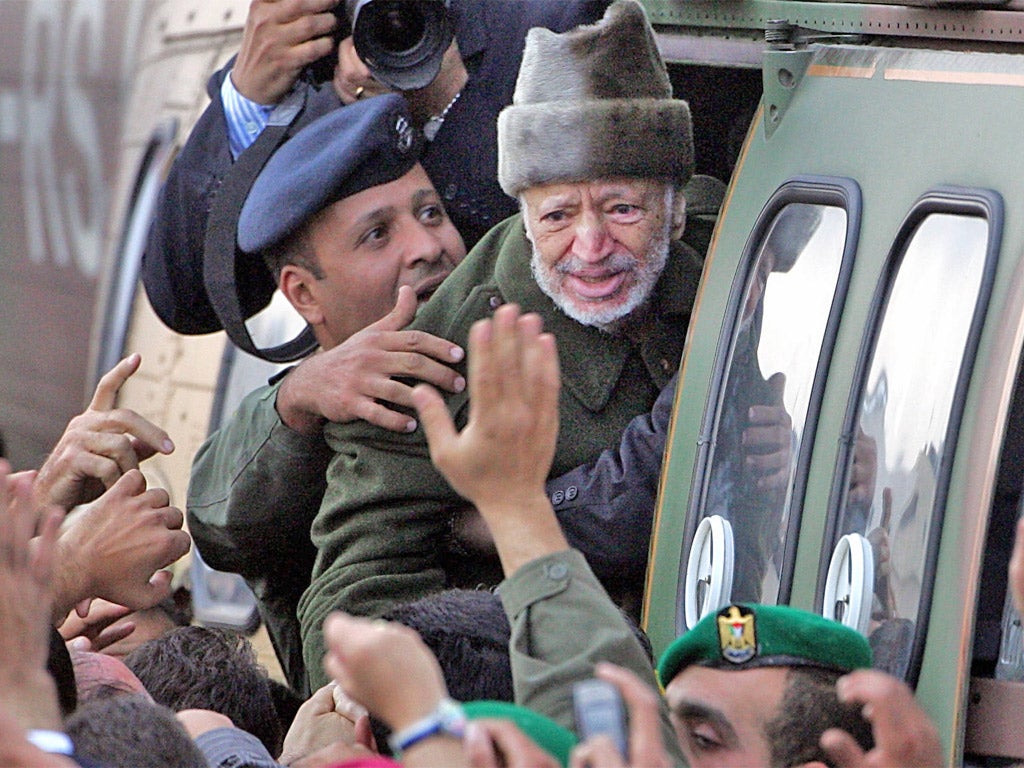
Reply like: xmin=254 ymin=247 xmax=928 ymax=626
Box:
xmin=387 ymin=698 xmax=467 ymax=755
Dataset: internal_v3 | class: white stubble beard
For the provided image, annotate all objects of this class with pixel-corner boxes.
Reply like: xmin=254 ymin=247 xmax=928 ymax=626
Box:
xmin=527 ymin=208 xmax=673 ymax=333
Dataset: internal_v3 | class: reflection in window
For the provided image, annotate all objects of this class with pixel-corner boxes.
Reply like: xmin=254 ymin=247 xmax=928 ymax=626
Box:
xmin=699 ymin=203 xmax=847 ymax=605
xmin=834 ymin=213 xmax=988 ymax=679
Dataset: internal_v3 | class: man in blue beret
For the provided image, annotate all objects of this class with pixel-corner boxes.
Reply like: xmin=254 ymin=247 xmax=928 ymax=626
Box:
xmin=188 ymin=93 xmax=469 ymax=693
xmin=411 ymin=304 xmax=946 ymax=768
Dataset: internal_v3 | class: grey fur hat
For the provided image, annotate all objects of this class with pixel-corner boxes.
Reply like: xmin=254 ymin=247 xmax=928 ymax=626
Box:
xmin=497 ymin=0 xmax=693 ymax=198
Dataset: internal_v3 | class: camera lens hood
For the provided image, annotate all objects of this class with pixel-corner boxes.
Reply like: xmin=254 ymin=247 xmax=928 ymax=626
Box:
xmin=350 ymin=0 xmax=453 ymax=91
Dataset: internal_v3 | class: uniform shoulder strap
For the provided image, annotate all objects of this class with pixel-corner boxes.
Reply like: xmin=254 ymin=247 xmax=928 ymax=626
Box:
xmin=202 ymin=86 xmax=318 ymax=362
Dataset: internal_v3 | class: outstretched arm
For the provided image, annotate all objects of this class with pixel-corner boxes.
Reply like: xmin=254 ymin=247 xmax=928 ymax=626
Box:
xmin=412 ymin=306 xmax=684 ymax=765
xmin=0 ymin=463 xmax=65 ymax=734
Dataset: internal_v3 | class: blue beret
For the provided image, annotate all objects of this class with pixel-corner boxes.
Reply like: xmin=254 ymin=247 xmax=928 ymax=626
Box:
xmin=238 ymin=93 xmax=423 ymax=254
xmin=657 ymin=603 xmax=873 ymax=686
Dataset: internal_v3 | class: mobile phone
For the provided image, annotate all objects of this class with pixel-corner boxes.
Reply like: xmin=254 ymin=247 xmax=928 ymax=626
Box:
xmin=572 ymin=678 xmax=627 ymax=757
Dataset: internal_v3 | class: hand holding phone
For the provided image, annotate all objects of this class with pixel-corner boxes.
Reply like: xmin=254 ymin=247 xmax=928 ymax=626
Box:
xmin=573 ymin=677 xmax=628 ymax=757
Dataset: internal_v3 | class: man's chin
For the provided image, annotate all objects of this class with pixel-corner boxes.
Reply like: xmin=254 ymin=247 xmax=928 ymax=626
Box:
xmin=557 ymin=292 xmax=637 ymax=332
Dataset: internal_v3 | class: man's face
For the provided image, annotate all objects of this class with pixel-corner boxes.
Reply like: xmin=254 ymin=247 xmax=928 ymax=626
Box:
xmin=664 ymin=665 xmax=788 ymax=767
xmin=304 ymin=163 xmax=466 ymax=347
xmin=521 ymin=178 xmax=678 ymax=331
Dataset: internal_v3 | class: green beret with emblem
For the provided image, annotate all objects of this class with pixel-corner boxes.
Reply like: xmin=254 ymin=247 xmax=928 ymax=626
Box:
xmin=657 ymin=603 xmax=873 ymax=686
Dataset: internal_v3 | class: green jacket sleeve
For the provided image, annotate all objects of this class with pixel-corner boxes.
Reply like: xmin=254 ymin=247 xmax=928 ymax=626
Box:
xmin=297 ymin=417 xmax=465 ymax=689
xmin=499 ymin=549 xmax=686 ymax=767
xmin=187 ymin=377 xmax=332 ymax=694
xmin=187 ymin=379 xmax=331 ymax=580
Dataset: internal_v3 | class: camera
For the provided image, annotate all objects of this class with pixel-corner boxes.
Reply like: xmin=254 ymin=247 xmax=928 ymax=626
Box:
xmin=310 ymin=1 xmax=453 ymax=90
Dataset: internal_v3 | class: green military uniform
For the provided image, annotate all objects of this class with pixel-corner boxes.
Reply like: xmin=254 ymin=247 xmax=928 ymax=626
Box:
xmin=187 ymin=380 xmax=329 ymax=694
xmin=297 ymin=213 xmax=703 ymax=688
xmin=499 ymin=549 xmax=687 ymax=767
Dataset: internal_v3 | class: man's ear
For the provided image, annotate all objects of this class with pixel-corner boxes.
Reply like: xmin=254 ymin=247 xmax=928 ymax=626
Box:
xmin=671 ymin=193 xmax=687 ymax=240
xmin=279 ymin=265 xmax=324 ymax=327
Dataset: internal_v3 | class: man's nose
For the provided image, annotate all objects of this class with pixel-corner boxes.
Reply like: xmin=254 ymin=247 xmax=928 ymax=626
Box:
xmin=404 ymin=224 xmax=445 ymax=267
xmin=571 ymin=209 xmax=614 ymax=263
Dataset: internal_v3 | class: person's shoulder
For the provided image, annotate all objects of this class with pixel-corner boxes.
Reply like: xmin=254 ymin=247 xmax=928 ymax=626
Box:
xmin=491 ymin=0 xmax=609 ymax=27
xmin=459 ymin=0 xmax=609 ymax=37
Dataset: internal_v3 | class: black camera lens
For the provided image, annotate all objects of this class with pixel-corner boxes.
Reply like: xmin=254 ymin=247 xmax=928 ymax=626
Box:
xmin=377 ymin=6 xmax=426 ymax=54
xmin=349 ymin=0 xmax=453 ymax=91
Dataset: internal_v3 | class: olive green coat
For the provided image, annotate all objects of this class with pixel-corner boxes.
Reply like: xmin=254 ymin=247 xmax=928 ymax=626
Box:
xmin=297 ymin=213 xmax=702 ymax=688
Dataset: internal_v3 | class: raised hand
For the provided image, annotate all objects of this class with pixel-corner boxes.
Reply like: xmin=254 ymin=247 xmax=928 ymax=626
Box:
xmin=412 ymin=304 xmax=565 ymax=575
xmin=322 ymin=611 xmax=448 ymax=734
xmin=741 ymin=372 xmax=793 ymax=491
xmin=279 ymin=681 xmax=373 ymax=765
xmin=0 ymin=461 xmax=64 ymax=732
xmin=34 ymin=354 xmax=173 ymax=511
xmin=569 ymin=663 xmax=672 ymax=768
xmin=58 ymin=599 xmax=135 ymax=653
xmin=820 ymin=669 xmax=943 ymax=767
xmin=232 ymin=0 xmax=340 ymax=105
xmin=53 ymin=470 xmax=190 ymax=619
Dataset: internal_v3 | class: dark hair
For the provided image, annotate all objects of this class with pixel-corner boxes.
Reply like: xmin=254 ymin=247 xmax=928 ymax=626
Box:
xmin=262 ymin=219 xmax=323 ymax=280
xmin=367 ymin=589 xmax=514 ymax=753
xmin=65 ymin=694 xmax=206 ymax=768
xmin=764 ymin=666 xmax=874 ymax=767
xmin=124 ymin=626 xmax=282 ymax=756
xmin=47 ymin=627 xmax=77 ymax=718
xmin=383 ymin=588 xmax=514 ymax=703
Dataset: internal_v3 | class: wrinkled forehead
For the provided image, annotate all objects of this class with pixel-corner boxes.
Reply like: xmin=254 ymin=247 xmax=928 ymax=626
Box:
xmin=521 ymin=177 xmax=671 ymax=210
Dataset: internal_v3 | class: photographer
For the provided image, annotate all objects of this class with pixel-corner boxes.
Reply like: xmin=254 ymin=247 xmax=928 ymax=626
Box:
xmin=142 ymin=0 xmax=612 ymax=335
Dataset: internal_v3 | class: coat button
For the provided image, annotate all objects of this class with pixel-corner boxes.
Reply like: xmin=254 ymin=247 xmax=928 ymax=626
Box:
xmin=545 ymin=562 xmax=568 ymax=580
xmin=489 ymin=295 xmax=503 ymax=309
xmin=565 ymin=485 xmax=578 ymax=501
xmin=551 ymin=490 xmax=565 ymax=505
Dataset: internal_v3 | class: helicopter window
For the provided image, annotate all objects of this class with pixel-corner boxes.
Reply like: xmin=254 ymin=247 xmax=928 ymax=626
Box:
xmin=824 ymin=190 xmax=999 ymax=685
xmin=92 ymin=118 xmax=177 ymax=385
xmin=679 ymin=177 xmax=859 ymax=631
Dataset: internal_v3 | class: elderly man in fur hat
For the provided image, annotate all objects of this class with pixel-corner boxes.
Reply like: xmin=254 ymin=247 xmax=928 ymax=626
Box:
xmin=298 ymin=0 xmax=704 ymax=689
